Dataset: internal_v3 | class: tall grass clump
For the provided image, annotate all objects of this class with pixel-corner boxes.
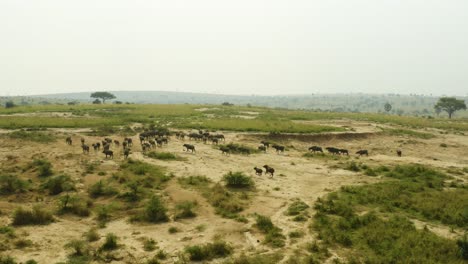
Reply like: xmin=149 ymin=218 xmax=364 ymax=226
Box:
xmin=255 ymin=214 xmax=286 ymax=248
xmin=218 ymin=143 xmax=258 ymax=155
xmin=185 ymin=240 xmax=233 ymax=261
xmin=6 ymin=131 xmax=56 ymax=143
xmin=0 ymin=175 xmax=28 ymax=195
xmin=312 ymin=164 xmax=468 ymax=262
xmin=223 ymin=171 xmax=254 ymax=189
xmin=12 ymin=206 xmax=54 ymax=226
xmin=145 ymin=151 xmax=179 ymax=160
xmin=41 ymin=175 xmax=75 ymax=195
xmin=132 ymin=196 xmax=169 ymax=223
xmin=174 ymin=201 xmax=198 ymax=220
xmin=29 ymin=159 xmax=53 ymax=177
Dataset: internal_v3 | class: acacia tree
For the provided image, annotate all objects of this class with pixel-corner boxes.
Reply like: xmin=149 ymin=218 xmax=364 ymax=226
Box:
xmin=90 ymin=92 xmax=116 ymax=104
xmin=384 ymin=102 xmax=392 ymax=113
xmin=434 ymin=97 xmax=466 ymax=119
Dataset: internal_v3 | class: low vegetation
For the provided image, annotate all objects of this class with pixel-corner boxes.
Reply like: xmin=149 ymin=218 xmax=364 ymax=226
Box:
xmin=12 ymin=206 xmax=54 ymax=226
xmin=313 ymin=164 xmax=467 ymax=263
xmin=5 ymin=130 xmax=56 ymax=143
xmin=145 ymin=151 xmax=181 ymax=160
xmin=185 ymin=240 xmax=233 ymax=261
xmin=222 ymin=171 xmax=254 ymax=188
xmin=255 ymin=214 xmax=286 ymax=248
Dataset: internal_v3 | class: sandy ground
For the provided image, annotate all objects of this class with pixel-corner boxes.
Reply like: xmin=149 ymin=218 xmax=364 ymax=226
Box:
xmin=0 ymin=123 xmax=467 ymax=263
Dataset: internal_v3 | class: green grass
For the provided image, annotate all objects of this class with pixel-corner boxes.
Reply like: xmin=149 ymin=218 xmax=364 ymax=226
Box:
xmin=131 ymin=195 xmax=169 ymax=223
xmin=382 ymin=128 xmax=436 ymax=139
xmin=4 ymin=131 xmax=56 ymax=142
xmin=1 ymin=103 xmax=467 ymax=133
xmin=185 ymin=240 xmax=233 ymax=261
xmin=175 ymin=118 xmax=343 ymax=133
xmin=0 ymin=175 xmax=28 ymax=195
xmin=312 ymin=164 xmax=468 ymax=263
xmin=114 ymin=159 xmax=171 ymax=202
xmin=12 ymin=206 xmax=54 ymax=226
xmin=145 ymin=151 xmax=180 ymax=160
xmin=255 ymin=214 xmax=286 ymax=248
xmin=223 ymin=171 xmax=255 ymax=189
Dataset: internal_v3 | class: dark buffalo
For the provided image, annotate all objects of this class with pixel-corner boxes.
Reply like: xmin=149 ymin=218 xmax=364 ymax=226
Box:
xmin=356 ymin=150 xmax=368 ymax=156
xmin=183 ymin=144 xmax=196 ymax=153
xmin=263 ymin=165 xmax=275 ymax=177
xmin=254 ymin=167 xmax=263 ymax=176
xmin=103 ymin=150 xmax=113 ymax=159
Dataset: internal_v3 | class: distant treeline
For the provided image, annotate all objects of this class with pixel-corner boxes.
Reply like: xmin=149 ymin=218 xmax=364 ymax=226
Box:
xmin=1 ymin=91 xmax=467 ymax=118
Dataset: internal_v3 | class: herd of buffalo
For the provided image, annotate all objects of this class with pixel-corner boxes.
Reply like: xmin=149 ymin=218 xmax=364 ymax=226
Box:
xmin=65 ymin=129 xmax=403 ymax=178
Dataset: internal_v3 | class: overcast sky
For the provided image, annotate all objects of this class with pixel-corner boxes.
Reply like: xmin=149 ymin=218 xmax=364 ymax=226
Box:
xmin=0 ymin=1 xmax=467 ymax=96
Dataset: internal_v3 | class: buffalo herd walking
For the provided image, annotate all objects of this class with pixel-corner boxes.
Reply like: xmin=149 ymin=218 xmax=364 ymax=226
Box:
xmin=66 ymin=129 xmax=403 ymax=181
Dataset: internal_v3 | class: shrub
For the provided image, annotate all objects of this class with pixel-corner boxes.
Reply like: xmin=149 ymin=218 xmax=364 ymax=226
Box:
xmin=95 ymin=204 xmax=114 ymax=226
xmin=0 ymin=255 xmax=16 ymax=264
xmin=168 ymin=227 xmax=179 ymax=234
xmin=458 ymin=234 xmax=468 ymax=260
xmin=223 ymin=171 xmax=254 ymax=188
xmin=185 ymin=240 xmax=233 ymax=261
xmin=101 ymin=233 xmax=118 ymax=251
xmin=218 ymin=143 xmax=257 ymax=155
xmin=12 ymin=206 xmax=53 ymax=226
xmin=58 ymin=195 xmax=91 ymax=217
xmin=0 ymin=175 xmax=28 ymax=195
xmin=286 ymin=200 xmax=309 ymax=216
xmin=31 ymin=159 xmax=53 ymax=177
xmin=143 ymin=238 xmax=157 ymax=252
xmin=255 ymin=214 xmax=285 ymax=248
xmin=145 ymin=151 xmax=178 ymax=160
xmin=178 ymin=175 xmax=211 ymax=188
xmin=289 ymin=230 xmax=305 ymax=238
xmin=209 ymin=184 xmax=246 ymax=218
xmin=14 ymin=238 xmax=33 ymax=248
xmin=84 ymin=228 xmax=99 ymax=242
xmin=174 ymin=201 xmax=197 ymax=220
xmin=156 ymin=249 xmax=168 ymax=260
xmin=145 ymin=196 xmax=169 ymax=223
xmin=88 ymin=180 xmax=117 ymax=198
xmin=64 ymin=239 xmax=88 ymax=256
xmin=42 ymin=175 xmax=75 ymax=195
xmin=7 ymin=131 xmax=55 ymax=143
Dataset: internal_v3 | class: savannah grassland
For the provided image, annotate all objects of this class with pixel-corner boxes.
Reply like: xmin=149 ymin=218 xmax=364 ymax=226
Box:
xmin=0 ymin=104 xmax=467 ymax=264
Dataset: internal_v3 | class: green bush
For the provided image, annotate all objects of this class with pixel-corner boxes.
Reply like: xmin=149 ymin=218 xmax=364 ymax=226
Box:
xmin=31 ymin=159 xmax=53 ymax=177
xmin=168 ymin=227 xmax=180 ymax=234
xmin=145 ymin=151 xmax=178 ymax=160
xmin=178 ymin=175 xmax=211 ymax=188
xmin=101 ymin=233 xmax=118 ymax=251
xmin=64 ymin=239 xmax=88 ymax=256
xmin=12 ymin=206 xmax=53 ymax=226
xmin=7 ymin=131 xmax=55 ymax=143
xmin=57 ymin=195 xmax=91 ymax=217
xmin=218 ymin=143 xmax=258 ymax=155
xmin=286 ymin=200 xmax=309 ymax=216
xmin=42 ymin=175 xmax=75 ymax=195
xmin=0 ymin=255 xmax=16 ymax=264
xmin=132 ymin=196 xmax=169 ymax=223
xmin=255 ymin=214 xmax=285 ymax=248
xmin=84 ymin=228 xmax=99 ymax=242
xmin=88 ymin=180 xmax=117 ymax=198
xmin=185 ymin=240 xmax=233 ymax=261
xmin=0 ymin=175 xmax=28 ymax=195
xmin=174 ymin=201 xmax=197 ymax=219
xmin=223 ymin=171 xmax=254 ymax=188
xmin=209 ymin=184 xmax=247 ymax=218
xmin=143 ymin=238 xmax=157 ymax=252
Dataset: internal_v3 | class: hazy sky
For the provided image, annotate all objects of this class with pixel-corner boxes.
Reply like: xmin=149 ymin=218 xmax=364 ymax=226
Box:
xmin=1 ymin=1 xmax=467 ymax=96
